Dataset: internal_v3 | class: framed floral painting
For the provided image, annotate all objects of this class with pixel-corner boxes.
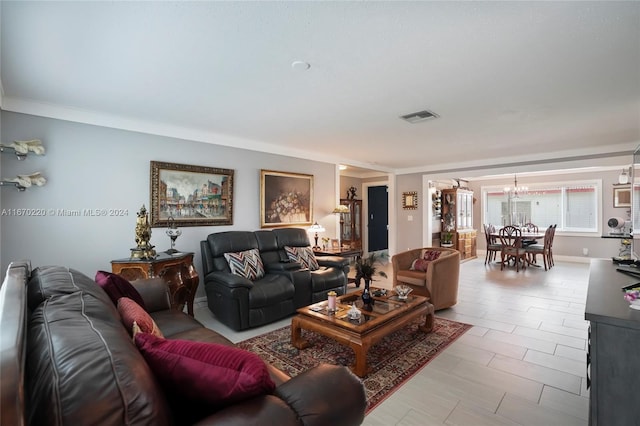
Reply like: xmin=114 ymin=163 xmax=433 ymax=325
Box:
xmin=260 ymin=170 xmax=313 ymax=228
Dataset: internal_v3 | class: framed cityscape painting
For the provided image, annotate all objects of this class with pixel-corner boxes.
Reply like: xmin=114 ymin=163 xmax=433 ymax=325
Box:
xmin=260 ymin=169 xmax=313 ymax=228
xmin=150 ymin=161 xmax=234 ymax=227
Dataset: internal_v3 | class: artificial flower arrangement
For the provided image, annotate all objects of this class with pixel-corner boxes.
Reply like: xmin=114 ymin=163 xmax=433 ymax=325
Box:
xmin=624 ymin=288 xmax=640 ymax=302
xmin=624 ymin=287 xmax=640 ymax=309
xmin=267 ymin=191 xmax=309 ymax=223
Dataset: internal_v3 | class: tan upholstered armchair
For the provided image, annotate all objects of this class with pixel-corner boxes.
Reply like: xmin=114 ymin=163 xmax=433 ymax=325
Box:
xmin=391 ymin=247 xmax=460 ymax=310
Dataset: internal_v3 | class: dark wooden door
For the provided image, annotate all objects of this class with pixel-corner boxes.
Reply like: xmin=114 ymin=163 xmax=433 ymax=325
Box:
xmin=368 ymin=185 xmax=388 ymax=252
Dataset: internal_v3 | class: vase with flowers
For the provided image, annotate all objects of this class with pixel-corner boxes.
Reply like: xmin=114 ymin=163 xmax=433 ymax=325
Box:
xmin=355 ymin=252 xmax=388 ymax=308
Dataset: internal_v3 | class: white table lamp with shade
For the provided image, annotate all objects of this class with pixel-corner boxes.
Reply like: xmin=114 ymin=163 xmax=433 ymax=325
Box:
xmin=308 ymin=222 xmax=326 ymax=250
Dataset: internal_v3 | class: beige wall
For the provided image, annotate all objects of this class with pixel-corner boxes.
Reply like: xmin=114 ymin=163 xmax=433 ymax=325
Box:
xmin=0 ymin=111 xmax=338 ymax=298
xmin=396 ymin=165 xmax=634 ymax=260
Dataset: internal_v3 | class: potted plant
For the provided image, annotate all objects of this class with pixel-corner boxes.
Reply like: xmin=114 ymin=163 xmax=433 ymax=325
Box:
xmin=355 ymin=252 xmax=388 ymax=307
xmin=441 ymin=232 xmax=454 ymax=247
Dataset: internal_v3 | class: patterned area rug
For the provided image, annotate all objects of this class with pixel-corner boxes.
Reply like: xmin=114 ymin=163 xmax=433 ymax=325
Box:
xmin=237 ymin=316 xmax=472 ymax=413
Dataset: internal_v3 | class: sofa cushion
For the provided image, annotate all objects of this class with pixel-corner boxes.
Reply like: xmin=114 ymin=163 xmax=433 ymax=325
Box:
xmin=249 ymin=275 xmax=296 ymax=308
xmin=224 ymin=248 xmax=265 ymax=280
xmin=95 ymin=270 xmax=146 ymax=310
xmin=396 ymin=270 xmax=427 ymax=287
xmin=135 ymin=332 xmax=275 ymax=418
xmin=284 ymin=246 xmax=319 ymax=271
xmin=26 ymin=267 xmax=171 ymax=426
xmin=118 ymin=297 xmax=164 ymax=338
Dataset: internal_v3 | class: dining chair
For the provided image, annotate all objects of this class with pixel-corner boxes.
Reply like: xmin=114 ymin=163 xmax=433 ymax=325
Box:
xmin=548 ymin=224 xmax=557 ymax=267
xmin=522 ymin=222 xmax=539 ymax=247
xmin=499 ymin=225 xmax=527 ymax=272
xmin=525 ymin=225 xmax=553 ymax=270
xmin=483 ymin=224 xmax=502 ymax=265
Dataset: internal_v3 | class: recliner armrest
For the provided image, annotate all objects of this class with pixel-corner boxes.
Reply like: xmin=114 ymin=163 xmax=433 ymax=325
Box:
xmin=316 ymin=256 xmax=349 ymax=269
xmin=204 ymin=271 xmax=254 ymax=289
xmin=264 ymin=262 xmax=303 ymax=272
xmin=274 ymin=364 xmax=366 ymax=426
xmin=130 ymin=277 xmax=171 ymax=313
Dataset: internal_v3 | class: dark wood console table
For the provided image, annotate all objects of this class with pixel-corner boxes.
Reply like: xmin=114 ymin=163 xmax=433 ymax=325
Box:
xmin=111 ymin=252 xmax=199 ymax=316
xmin=313 ymin=248 xmax=362 ymax=285
xmin=586 ymin=259 xmax=640 ymax=425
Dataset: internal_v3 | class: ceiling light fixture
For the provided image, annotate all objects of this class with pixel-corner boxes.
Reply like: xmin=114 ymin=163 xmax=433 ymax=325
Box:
xmin=400 ymin=109 xmax=439 ymax=124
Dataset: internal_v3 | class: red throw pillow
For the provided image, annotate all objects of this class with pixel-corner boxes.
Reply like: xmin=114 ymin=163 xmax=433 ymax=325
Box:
xmin=117 ymin=297 xmax=163 ymax=338
xmin=134 ymin=333 xmax=275 ymax=411
xmin=95 ymin=270 xmax=146 ymax=310
xmin=411 ymin=258 xmax=431 ymax=272
xmin=423 ymin=250 xmax=442 ymax=261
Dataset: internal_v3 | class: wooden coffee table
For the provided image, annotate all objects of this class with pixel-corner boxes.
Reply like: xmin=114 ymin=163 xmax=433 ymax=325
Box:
xmin=291 ymin=289 xmax=434 ymax=377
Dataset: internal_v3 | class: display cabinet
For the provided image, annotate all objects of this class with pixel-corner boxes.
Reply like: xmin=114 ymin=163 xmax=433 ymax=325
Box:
xmin=339 ymin=199 xmax=362 ymax=249
xmin=441 ymin=188 xmax=476 ymax=259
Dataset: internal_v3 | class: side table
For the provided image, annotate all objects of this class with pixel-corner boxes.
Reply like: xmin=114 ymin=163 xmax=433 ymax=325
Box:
xmin=111 ymin=252 xmax=199 ymax=316
xmin=313 ymin=248 xmax=362 ymax=285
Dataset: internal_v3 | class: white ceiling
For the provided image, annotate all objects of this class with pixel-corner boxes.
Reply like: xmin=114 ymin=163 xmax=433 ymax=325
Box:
xmin=1 ymin=1 xmax=639 ymax=175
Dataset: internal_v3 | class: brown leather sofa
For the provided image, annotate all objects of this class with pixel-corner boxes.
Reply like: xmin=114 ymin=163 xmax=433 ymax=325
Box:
xmin=391 ymin=247 xmax=460 ymax=310
xmin=0 ymin=260 xmax=366 ymax=426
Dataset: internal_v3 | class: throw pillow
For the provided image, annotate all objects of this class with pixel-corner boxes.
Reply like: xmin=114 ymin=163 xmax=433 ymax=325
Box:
xmin=95 ymin=270 xmax=146 ymax=310
xmin=134 ymin=332 xmax=275 ymax=410
xmin=224 ymin=248 xmax=265 ymax=280
xmin=410 ymin=258 xmax=431 ymax=272
xmin=422 ymin=250 xmax=442 ymax=262
xmin=117 ymin=297 xmax=164 ymax=338
xmin=284 ymin=246 xmax=319 ymax=271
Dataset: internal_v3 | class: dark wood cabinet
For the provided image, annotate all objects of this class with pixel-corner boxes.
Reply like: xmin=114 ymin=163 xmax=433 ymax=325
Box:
xmin=586 ymin=260 xmax=640 ymax=425
xmin=339 ymin=199 xmax=362 ymax=250
xmin=111 ymin=252 xmax=199 ymax=316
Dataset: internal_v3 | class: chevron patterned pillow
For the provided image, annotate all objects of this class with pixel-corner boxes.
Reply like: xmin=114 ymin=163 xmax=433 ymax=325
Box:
xmin=224 ymin=248 xmax=265 ymax=280
xmin=284 ymin=246 xmax=319 ymax=271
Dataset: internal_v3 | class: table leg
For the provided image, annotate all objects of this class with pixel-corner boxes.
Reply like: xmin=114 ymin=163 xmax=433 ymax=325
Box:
xmin=419 ymin=304 xmax=435 ymax=333
xmin=291 ymin=317 xmax=310 ymax=349
xmin=350 ymin=341 xmax=370 ymax=378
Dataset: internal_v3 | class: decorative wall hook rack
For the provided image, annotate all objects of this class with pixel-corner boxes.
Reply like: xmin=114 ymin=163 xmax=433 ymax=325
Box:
xmin=0 ymin=139 xmax=45 ymax=160
xmin=0 ymin=172 xmax=47 ymax=191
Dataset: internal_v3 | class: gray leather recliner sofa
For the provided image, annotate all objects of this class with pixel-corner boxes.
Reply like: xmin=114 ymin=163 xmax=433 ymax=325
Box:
xmin=201 ymin=228 xmax=349 ymax=331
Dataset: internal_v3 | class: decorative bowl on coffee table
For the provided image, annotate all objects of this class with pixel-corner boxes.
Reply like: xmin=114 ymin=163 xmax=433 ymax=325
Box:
xmin=394 ymin=284 xmax=413 ymax=300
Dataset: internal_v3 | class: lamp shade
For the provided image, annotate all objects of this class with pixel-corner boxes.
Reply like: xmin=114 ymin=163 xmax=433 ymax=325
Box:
xmin=332 ymin=205 xmax=350 ymax=214
xmin=308 ymin=222 xmax=326 ymax=233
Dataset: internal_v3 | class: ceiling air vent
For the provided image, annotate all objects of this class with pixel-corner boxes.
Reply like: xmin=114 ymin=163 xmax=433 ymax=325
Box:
xmin=400 ymin=109 xmax=439 ymax=124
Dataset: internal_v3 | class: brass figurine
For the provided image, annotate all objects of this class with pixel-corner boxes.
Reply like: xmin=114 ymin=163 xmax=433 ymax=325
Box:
xmin=131 ymin=205 xmax=156 ymax=259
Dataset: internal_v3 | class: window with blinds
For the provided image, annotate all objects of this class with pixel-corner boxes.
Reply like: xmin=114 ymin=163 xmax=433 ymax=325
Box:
xmin=482 ymin=181 xmax=600 ymax=233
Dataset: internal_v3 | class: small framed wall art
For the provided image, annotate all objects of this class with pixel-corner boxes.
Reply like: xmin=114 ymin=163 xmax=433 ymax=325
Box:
xmin=402 ymin=191 xmax=418 ymax=209
xmin=614 ymin=185 xmax=631 ymax=208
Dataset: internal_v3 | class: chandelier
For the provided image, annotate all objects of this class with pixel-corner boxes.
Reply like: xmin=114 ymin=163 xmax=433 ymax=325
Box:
xmin=504 ymin=174 xmax=528 ymax=199
xmin=504 ymin=174 xmax=528 ymax=226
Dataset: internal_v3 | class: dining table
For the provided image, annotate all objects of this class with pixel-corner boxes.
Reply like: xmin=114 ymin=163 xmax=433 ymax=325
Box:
xmin=489 ymin=230 xmax=545 ymax=267
xmin=490 ymin=231 xmax=544 ymax=242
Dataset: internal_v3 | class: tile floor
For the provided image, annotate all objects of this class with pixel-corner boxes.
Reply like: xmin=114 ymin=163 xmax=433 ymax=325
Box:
xmin=194 ymin=257 xmax=590 ymax=426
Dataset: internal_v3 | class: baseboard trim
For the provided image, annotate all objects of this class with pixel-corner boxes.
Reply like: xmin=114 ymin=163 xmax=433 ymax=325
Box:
xmin=476 ymin=249 xmax=598 ymax=264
